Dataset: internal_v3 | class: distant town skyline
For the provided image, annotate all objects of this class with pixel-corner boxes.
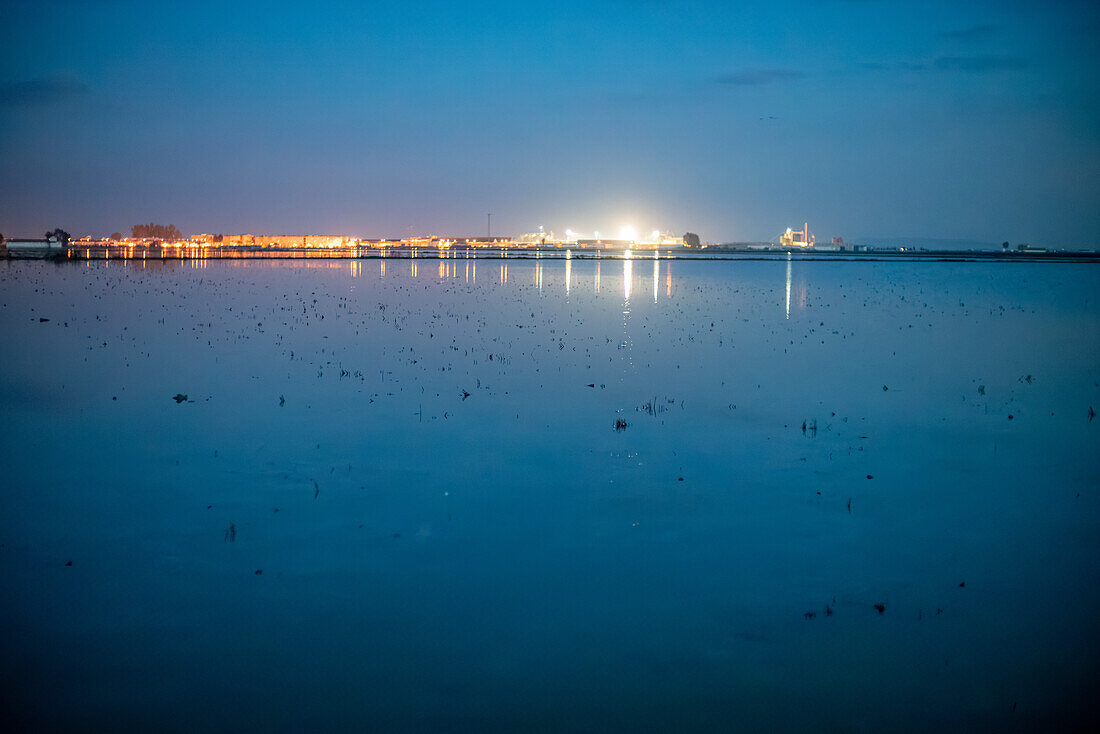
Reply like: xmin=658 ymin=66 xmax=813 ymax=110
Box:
xmin=2 ymin=0 xmax=1097 ymax=247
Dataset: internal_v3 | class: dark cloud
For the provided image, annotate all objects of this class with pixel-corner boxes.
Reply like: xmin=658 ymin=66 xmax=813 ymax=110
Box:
xmin=937 ymin=24 xmax=999 ymax=42
xmin=714 ymin=69 xmax=806 ymax=86
xmin=0 ymin=76 xmax=88 ymax=107
xmin=934 ymin=55 xmax=1027 ymax=72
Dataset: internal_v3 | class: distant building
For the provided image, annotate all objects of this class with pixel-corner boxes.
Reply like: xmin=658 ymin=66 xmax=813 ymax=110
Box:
xmin=575 ymin=239 xmax=633 ymax=248
xmin=432 ymin=236 xmax=512 ymax=246
xmin=517 ymin=229 xmax=554 ymax=245
xmin=780 ymin=223 xmax=814 ymax=248
xmin=189 ymin=234 xmax=362 ymax=248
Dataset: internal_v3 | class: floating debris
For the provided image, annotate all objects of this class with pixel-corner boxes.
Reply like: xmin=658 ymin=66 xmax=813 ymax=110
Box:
xmin=172 ymin=393 xmax=188 ymax=403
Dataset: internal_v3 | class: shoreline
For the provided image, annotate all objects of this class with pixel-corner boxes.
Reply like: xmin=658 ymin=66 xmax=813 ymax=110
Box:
xmin=5 ymin=245 xmax=1098 ymax=264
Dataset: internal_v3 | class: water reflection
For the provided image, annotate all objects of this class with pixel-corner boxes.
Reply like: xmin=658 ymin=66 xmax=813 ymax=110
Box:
xmin=70 ymin=253 xmax=684 ymax=304
xmin=374 ymin=256 xmax=671 ymax=302
xmin=621 ymin=257 xmax=634 ymax=371
xmin=785 ymin=252 xmax=792 ymax=320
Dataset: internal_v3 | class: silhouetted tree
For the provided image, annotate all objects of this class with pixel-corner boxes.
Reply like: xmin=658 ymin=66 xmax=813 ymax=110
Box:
xmin=683 ymin=232 xmax=701 ymax=247
xmin=1002 ymin=241 xmax=1009 ymax=251
xmin=131 ymin=223 xmax=183 ymax=240
xmin=44 ymin=228 xmax=71 ymax=244
xmin=110 ymin=232 xmax=123 ymax=241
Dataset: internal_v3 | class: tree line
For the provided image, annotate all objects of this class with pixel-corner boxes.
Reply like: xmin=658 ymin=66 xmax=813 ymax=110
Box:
xmin=130 ymin=223 xmax=183 ymax=241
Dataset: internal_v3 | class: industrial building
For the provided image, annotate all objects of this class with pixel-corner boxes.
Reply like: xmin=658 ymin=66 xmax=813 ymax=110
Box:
xmin=780 ymin=223 xmax=814 ymax=248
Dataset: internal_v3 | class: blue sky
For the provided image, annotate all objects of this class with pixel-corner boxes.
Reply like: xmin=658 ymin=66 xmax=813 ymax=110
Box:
xmin=1 ymin=0 xmax=1097 ymax=245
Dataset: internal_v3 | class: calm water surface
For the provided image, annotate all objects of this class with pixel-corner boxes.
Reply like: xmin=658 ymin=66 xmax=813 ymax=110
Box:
xmin=1 ymin=258 xmax=1098 ymax=731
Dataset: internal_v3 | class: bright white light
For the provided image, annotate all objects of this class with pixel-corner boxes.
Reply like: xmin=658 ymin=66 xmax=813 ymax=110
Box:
xmin=651 ymin=230 xmax=660 ymax=241
xmin=620 ymin=226 xmax=636 ymax=241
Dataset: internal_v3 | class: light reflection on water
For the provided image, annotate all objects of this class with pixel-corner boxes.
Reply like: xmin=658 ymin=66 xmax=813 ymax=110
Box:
xmin=377 ymin=253 xmax=721 ymax=317
xmin=66 ymin=250 xmax=822 ymax=316
xmin=786 ymin=251 xmax=792 ymax=319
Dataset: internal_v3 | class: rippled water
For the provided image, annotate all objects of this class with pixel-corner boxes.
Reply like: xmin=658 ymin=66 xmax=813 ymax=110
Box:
xmin=1 ymin=257 xmax=1097 ymax=731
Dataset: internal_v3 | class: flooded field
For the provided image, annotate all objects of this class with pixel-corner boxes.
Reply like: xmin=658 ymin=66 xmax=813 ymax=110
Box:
xmin=1 ymin=257 xmax=1098 ymax=731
